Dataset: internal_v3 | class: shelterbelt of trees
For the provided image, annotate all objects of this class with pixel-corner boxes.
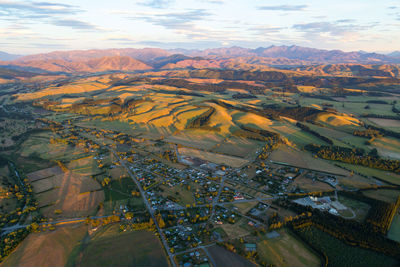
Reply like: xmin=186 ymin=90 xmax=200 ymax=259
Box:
xmin=276 ymin=193 xmax=400 ymax=260
xmin=0 ymin=161 xmax=41 ymax=262
xmin=185 ymin=107 xmax=216 ymax=129
xmin=305 ymin=144 xmax=400 ymax=173
xmin=339 ymin=191 xmax=400 ymax=234
xmin=365 ymin=124 xmax=400 ymax=139
xmin=234 ymin=124 xmax=281 ymax=143
xmin=353 ymin=129 xmax=383 ymax=139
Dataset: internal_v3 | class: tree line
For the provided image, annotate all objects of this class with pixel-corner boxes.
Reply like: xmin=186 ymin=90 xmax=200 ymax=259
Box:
xmin=305 ymin=144 xmax=400 ymax=173
xmin=276 ymin=197 xmax=400 ymax=260
xmin=353 ymin=129 xmax=382 ymax=138
xmin=185 ymin=107 xmax=216 ymax=129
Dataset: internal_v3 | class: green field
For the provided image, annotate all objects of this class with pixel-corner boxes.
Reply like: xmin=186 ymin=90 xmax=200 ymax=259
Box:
xmin=300 ymin=97 xmax=397 ymax=117
xmin=77 ymin=119 xmax=140 ymax=136
xmin=257 ymin=228 xmax=320 ymax=267
xmin=362 ymin=189 xmax=400 ymax=203
xmin=103 ymin=177 xmax=139 ymax=201
xmin=287 ymin=130 xmax=328 ymax=147
xmin=295 ymin=226 xmax=399 ymax=267
xmin=388 ymin=213 xmax=400 ymax=243
xmin=337 ymin=196 xmax=371 ymax=221
xmin=335 ymin=162 xmax=400 ymax=185
xmin=102 ymin=177 xmax=145 ymax=213
xmin=18 ymin=132 xmax=91 ymax=163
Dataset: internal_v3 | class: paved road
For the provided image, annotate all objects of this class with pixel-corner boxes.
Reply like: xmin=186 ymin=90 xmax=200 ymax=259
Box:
xmin=173 ymin=243 xmax=215 ymax=256
xmin=209 ymin=176 xmax=226 ymax=221
xmin=1 ymin=215 xmax=113 ymax=236
xmin=194 ymin=196 xmax=277 ymax=209
xmin=113 ymin=150 xmax=177 ymax=267
xmin=202 ymin=247 xmax=218 ymax=267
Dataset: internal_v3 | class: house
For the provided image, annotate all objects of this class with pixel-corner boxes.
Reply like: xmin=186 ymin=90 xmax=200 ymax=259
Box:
xmin=234 ymin=195 xmax=244 ymax=200
xmin=245 ymin=243 xmax=257 ymax=252
xmin=329 ymin=208 xmax=338 ymax=215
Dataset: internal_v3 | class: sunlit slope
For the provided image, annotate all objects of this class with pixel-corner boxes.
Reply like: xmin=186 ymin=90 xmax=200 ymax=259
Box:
xmin=13 ymin=73 xmax=368 ymax=153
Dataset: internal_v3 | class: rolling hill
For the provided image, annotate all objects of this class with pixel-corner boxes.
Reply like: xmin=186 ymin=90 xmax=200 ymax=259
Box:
xmin=294 ymin=64 xmax=400 ymax=78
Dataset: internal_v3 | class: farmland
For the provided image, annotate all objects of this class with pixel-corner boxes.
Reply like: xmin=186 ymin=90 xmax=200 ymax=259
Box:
xmin=1 ymin=225 xmax=87 ymax=267
xmin=70 ymin=225 xmax=169 ymax=267
xmin=257 ymin=228 xmax=320 ymax=267
xmin=362 ymin=189 xmax=400 ymax=203
xmin=269 ymin=146 xmax=349 ymax=176
xmin=1 ymin=56 xmax=400 ymax=266
xmin=207 ymin=245 xmax=256 ymax=267
xmin=388 ymin=213 xmax=400 ymax=243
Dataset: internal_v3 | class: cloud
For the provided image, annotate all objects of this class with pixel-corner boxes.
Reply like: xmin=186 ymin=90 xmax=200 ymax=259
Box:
xmin=0 ymin=1 xmax=81 ymax=17
xmin=133 ymin=9 xmax=211 ymax=30
xmin=292 ymin=21 xmax=375 ymax=45
xmin=293 ymin=21 xmax=368 ymax=35
xmin=30 ymin=42 xmax=67 ymax=48
xmin=139 ymin=0 xmax=173 ymax=9
xmin=0 ymin=1 xmax=103 ymax=31
xmin=200 ymin=0 xmax=225 ymax=4
xmin=249 ymin=25 xmax=284 ymax=35
xmin=106 ymin=37 xmax=134 ymax=42
xmin=52 ymin=19 xmax=98 ymax=30
xmin=336 ymin=19 xmax=355 ymax=23
xmin=134 ymin=40 xmax=225 ymax=49
xmin=258 ymin=5 xmax=308 ymax=11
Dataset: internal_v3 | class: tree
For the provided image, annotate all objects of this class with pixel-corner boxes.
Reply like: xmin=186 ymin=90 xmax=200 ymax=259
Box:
xmin=125 ymin=212 xmax=134 ymax=220
xmin=156 ymin=214 xmax=166 ymax=228
xmin=369 ymin=148 xmax=378 ymax=157
xmin=54 ymin=209 xmax=62 ymax=215
xmin=29 ymin=222 xmax=39 ymax=232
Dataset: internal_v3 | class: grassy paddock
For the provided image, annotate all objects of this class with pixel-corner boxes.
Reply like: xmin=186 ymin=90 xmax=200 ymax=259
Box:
xmin=257 ymin=228 xmax=320 ymax=267
xmin=388 ymin=213 xmax=400 ymax=243
xmin=335 ymin=162 xmax=400 ymax=185
xmin=71 ymin=225 xmax=169 ymax=267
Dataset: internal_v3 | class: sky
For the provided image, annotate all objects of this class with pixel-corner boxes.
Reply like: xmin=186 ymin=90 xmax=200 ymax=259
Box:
xmin=0 ymin=0 xmax=399 ymax=55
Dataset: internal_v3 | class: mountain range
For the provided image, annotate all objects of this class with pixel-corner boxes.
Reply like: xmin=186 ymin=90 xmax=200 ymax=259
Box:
xmin=0 ymin=56 xmax=152 ymax=73
xmin=0 ymin=51 xmax=20 ymax=61
xmin=1 ymin=45 xmax=400 ymax=74
xmin=388 ymin=51 xmax=400 ymax=58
